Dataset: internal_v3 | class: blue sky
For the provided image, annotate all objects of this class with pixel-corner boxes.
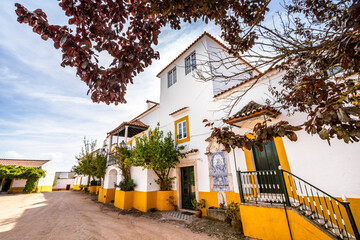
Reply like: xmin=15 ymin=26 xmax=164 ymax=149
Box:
xmin=0 ymin=1 xmax=221 ymax=171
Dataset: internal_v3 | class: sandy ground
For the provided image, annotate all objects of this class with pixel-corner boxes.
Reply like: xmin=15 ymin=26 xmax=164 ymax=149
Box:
xmin=0 ymin=191 xmax=213 ymax=240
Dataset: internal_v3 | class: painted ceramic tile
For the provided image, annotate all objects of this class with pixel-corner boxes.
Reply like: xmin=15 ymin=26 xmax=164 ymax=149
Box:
xmin=211 ymin=151 xmax=229 ymax=191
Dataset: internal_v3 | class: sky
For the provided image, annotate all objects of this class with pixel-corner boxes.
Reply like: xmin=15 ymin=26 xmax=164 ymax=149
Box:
xmin=0 ymin=1 xmax=222 ymax=171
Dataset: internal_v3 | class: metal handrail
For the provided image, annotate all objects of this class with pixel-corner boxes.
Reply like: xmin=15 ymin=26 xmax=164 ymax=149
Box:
xmin=238 ymin=169 xmax=359 ymax=239
xmin=281 ymin=170 xmax=344 ymax=205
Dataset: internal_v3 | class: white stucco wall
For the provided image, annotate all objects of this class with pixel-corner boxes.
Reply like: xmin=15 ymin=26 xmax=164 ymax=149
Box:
xmin=12 ymin=179 xmax=27 ymax=188
xmin=37 ymin=161 xmax=55 ymax=187
xmin=53 ymin=179 xmax=74 ymax=189
xmin=74 ymin=175 xmax=89 ymax=186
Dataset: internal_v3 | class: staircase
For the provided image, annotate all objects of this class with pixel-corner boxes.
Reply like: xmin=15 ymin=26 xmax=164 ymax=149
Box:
xmin=238 ymin=169 xmax=360 ymax=239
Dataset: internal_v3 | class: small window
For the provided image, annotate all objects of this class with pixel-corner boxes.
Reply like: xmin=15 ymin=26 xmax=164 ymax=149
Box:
xmin=168 ymin=67 xmax=177 ymax=87
xmin=174 ymin=115 xmax=190 ymax=144
xmin=185 ymin=52 xmax=196 ymax=75
xmin=177 ymin=121 xmax=187 ymax=140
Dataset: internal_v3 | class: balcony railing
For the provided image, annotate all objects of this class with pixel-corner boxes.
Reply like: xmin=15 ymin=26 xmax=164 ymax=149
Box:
xmin=106 ymin=153 xmax=115 ymax=166
xmin=238 ymin=169 xmax=359 ymax=239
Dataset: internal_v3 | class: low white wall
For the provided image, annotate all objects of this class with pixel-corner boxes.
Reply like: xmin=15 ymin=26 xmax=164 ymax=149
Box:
xmin=12 ymin=179 xmax=27 ymax=188
xmin=53 ymin=179 xmax=75 ymax=189
xmin=131 ymin=166 xmax=148 ymax=192
xmin=74 ymin=175 xmax=89 ymax=186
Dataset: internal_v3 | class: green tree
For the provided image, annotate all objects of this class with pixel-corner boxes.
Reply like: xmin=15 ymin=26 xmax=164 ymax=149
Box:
xmin=92 ymin=150 xmax=107 ymax=185
xmin=131 ymin=126 xmax=185 ymax=191
xmin=72 ymin=137 xmax=107 ymax=186
xmin=113 ymin=146 xmax=137 ymax=191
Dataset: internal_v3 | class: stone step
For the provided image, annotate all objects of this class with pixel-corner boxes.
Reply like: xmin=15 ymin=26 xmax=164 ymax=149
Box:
xmin=162 ymin=211 xmax=195 ymax=222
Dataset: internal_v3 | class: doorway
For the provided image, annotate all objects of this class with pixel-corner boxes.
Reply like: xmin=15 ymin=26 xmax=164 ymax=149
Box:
xmin=252 ymin=139 xmax=281 ymax=193
xmin=180 ymin=166 xmax=195 ymax=210
xmin=66 ymin=184 xmax=71 ymax=190
xmin=1 ymin=179 xmax=12 ymax=192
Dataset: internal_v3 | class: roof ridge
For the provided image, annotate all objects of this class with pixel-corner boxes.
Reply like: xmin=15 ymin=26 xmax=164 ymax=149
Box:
xmin=0 ymin=158 xmax=50 ymax=161
xmin=156 ymin=32 xmax=261 ymax=78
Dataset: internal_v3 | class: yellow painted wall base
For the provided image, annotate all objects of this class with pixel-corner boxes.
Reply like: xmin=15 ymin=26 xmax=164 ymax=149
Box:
xmin=9 ymin=187 xmax=25 ymax=193
xmin=198 ymin=191 xmax=219 ymax=216
xmin=36 ymin=185 xmax=53 ymax=192
xmin=89 ymin=186 xmax=97 ymax=194
xmin=96 ymin=186 xmax=101 ymax=195
xmin=347 ymin=198 xmax=360 ymax=231
xmin=133 ymin=191 xmax=157 ymax=212
xmin=73 ymin=185 xmax=80 ymax=190
xmin=198 ymin=191 xmax=240 ymax=216
xmin=240 ymin=204 xmax=332 ymax=240
xmin=98 ymin=188 xmax=115 ymax=203
xmin=110 ymin=190 xmax=176 ymax=212
xmin=156 ymin=191 xmax=176 ymax=211
xmin=9 ymin=184 xmax=52 ymax=193
xmin=52 ymin=188 xmax=73 ymax=191
xmin=98 ymin=188 xmax=105 ymax=202
xmin=114 ymin=190 xmax=134 ymax=210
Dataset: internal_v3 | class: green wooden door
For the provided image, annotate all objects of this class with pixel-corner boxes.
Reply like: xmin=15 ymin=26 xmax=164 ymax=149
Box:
xmin=252 ymin=140 xmax=281 ymax=193
xmin=181 ymin=166 xmax=195 ymax=210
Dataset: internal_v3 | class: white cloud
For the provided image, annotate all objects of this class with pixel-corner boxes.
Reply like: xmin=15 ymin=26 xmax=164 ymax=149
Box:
xmin=39 ymin=152 xmax=65 ymax=163
xmin=1 ymin=151 xmax=24 ymax=159
xmin=0 ymin=67 xmax=18 ymax=80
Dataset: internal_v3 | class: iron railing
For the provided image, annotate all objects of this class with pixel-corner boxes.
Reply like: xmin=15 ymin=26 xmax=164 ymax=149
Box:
xmin=106 ymin=153 xmax=115 ymax=166
xmin=238 ymin=169 xmax=359 ymax=240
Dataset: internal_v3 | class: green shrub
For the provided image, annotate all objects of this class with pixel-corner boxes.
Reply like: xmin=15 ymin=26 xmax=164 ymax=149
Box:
xmin=116 ymin=179 xmax=136 ymax=191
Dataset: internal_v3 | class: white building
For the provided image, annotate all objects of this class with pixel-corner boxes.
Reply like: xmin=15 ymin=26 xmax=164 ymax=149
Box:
xmin=100 ymin=32 xmax=360 ymax=239
xmin=52 ymin=172 xmax=75 ymax=191
xmin=0 ymin=159 xmax=55 ymax=193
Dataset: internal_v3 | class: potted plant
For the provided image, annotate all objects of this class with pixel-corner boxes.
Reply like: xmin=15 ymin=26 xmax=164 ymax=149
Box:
xmin=192 ymin=199 xmax=206 ymax=218
xmin=225 ymin=201 xmax=242 ymax=232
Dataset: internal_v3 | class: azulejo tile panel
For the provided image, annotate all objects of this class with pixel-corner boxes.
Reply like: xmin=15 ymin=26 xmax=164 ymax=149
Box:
xmin=211 ymin=151 xmax=229 ymax=191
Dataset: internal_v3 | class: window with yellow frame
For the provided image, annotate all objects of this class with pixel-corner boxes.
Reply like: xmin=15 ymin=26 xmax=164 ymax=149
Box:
xmin=174 ymin=115 xmax=190 ymax=144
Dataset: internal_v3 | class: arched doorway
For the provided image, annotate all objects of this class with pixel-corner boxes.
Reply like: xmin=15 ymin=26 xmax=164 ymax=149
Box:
xmin=106 ymin=169 xmax=118 ymax=189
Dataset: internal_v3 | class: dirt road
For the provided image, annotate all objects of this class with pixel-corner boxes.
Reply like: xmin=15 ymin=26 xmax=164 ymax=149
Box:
xmin=0 ymin=191 xmax=213 ymax=240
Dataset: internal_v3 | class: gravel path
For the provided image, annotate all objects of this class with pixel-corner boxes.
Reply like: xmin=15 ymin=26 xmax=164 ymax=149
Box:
xmin=0 ymin=191 xmax=213 ymax=240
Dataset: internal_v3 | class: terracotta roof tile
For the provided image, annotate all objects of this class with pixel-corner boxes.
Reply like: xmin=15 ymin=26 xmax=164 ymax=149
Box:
xmin=107 ymin=119 xmax=149 ymax=135
xmin=183 ymin=149 xmax=198 ymax=155
xmin=169 ymin=107 xmax=189 ymax=116
xmin=225 ymin=101 xmax=280 ymax=124
xmin=0 ymin=159 xmax=49 ymax=168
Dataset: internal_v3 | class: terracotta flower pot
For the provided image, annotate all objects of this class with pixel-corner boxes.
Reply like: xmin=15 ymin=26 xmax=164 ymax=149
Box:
xmin=195 ymin=210 xmax=202 ymax=218
xmin=231 ymin=220 xmax=243 ymax=232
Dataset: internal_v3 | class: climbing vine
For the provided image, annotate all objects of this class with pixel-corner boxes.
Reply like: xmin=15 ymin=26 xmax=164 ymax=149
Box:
xmin=0 ymin=165 xmax=45 ymax=193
